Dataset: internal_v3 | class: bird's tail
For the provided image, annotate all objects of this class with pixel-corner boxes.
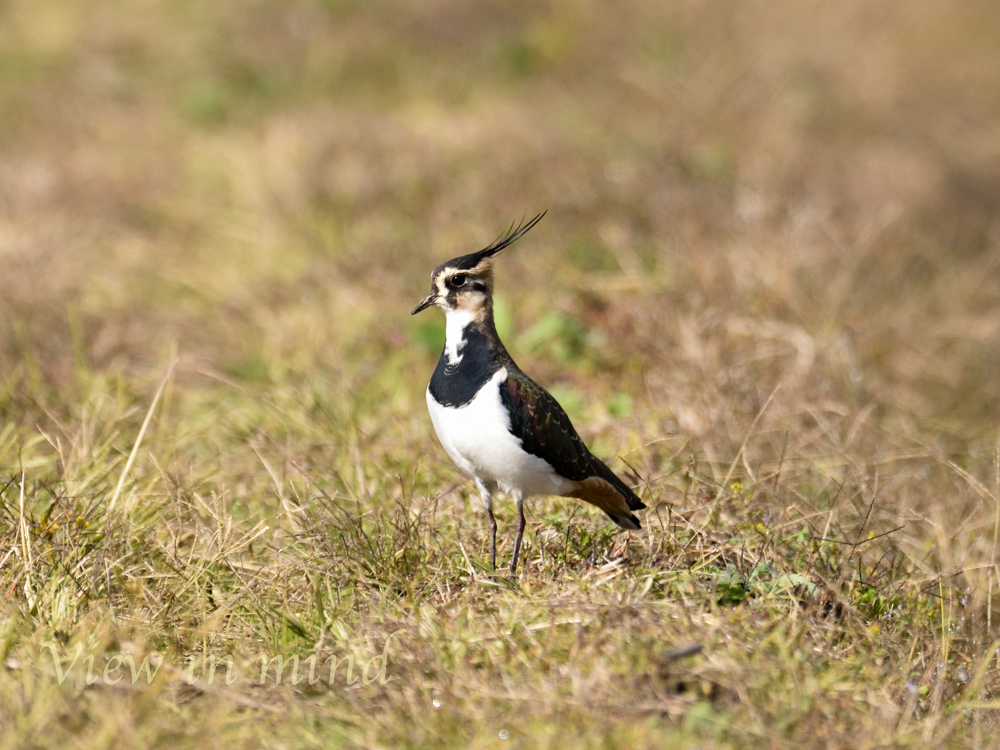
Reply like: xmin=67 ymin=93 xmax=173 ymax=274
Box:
xmin=606 ymin=508 xmax=641 ymax=531
xmin=590 ymin=456 xmax=646 ymax=511
xmin=567 ymin=475 xmax=644 ymax=531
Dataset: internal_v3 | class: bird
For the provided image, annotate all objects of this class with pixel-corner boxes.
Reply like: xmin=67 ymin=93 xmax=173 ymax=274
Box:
xmin=411 ymin=212 xmax=646 ymax=575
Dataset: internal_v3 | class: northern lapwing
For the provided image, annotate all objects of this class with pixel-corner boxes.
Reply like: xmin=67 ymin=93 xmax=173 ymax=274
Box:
xmin=412 ymin=213 xmax=646 ymax=575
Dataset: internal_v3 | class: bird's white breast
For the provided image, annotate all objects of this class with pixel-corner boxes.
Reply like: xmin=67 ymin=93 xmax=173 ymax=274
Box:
xmin=426 ymin=368 xmax=575 ymax=498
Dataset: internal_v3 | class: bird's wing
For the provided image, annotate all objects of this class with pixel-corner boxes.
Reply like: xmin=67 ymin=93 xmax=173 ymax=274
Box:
xmin=499 ymin=370 xmax=645 ymax=514
xmin=499 ymin=369 xmax=595 ymax=482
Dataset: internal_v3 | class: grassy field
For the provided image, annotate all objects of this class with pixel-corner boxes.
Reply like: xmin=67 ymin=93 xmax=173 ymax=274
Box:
xmin=3 ymin=0 xmax=1000 ymax=747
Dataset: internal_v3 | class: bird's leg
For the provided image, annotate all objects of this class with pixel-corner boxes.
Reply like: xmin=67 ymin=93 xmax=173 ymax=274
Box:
xmin=510 ymin=492 xmax=526 ymax=576
xmin=488 ymin=510 xmax=498 ymax=571
xmin=476 ymin=480 xmax=497 ymax=571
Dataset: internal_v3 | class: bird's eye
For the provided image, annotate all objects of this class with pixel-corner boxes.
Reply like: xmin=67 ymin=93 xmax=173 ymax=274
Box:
xmin=451 ymin=274 xmax=467 ymax=287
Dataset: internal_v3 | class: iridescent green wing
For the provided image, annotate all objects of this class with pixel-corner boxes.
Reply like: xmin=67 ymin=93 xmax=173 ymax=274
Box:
xmin=499 ymin=370 xmax=595 ymax=482
xmin=499 ymin=370 xmax=645 ymax=510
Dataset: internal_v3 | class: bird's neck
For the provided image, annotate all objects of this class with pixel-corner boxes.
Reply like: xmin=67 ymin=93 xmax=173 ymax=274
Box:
xmin=443 ymin=308 xmax=476 ymax=365
xmin=442 ymin=303 xmax=513 ymax=368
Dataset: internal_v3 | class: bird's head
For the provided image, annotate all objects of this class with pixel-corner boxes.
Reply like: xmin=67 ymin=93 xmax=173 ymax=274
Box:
xmin=411 ymin=213 xmax=545 ymax=318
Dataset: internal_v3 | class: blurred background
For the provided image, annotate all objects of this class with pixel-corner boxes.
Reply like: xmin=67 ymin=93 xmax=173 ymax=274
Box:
xmin=6 ymin=2 xmax=1000 ymax=744
xmin=2 ymin=0 xmax=1000 ymax=437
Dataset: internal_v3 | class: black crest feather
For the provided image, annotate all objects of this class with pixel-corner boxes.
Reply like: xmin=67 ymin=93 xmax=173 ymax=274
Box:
xmin=480 ymin=211 xmax=547 ymax=259
xmin=445 ymin=212 xmax=547 ymax=271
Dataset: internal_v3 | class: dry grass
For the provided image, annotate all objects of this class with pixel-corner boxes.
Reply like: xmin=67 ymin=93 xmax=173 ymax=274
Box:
xmin=3 ymin=0 xmax=1000 ymax=747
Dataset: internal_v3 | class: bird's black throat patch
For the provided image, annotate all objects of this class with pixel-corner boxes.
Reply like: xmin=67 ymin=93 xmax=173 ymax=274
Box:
xmin=428 ymin=325 xmax=500 ymax=408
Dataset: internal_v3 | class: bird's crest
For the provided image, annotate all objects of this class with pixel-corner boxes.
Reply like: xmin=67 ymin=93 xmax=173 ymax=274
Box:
xmin=443 ymin=212 xmax=547 ymax=272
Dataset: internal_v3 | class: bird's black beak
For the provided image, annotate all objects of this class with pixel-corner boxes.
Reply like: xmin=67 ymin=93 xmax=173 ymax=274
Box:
xmin=411 ymin=293 xmax=437 ymax=315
